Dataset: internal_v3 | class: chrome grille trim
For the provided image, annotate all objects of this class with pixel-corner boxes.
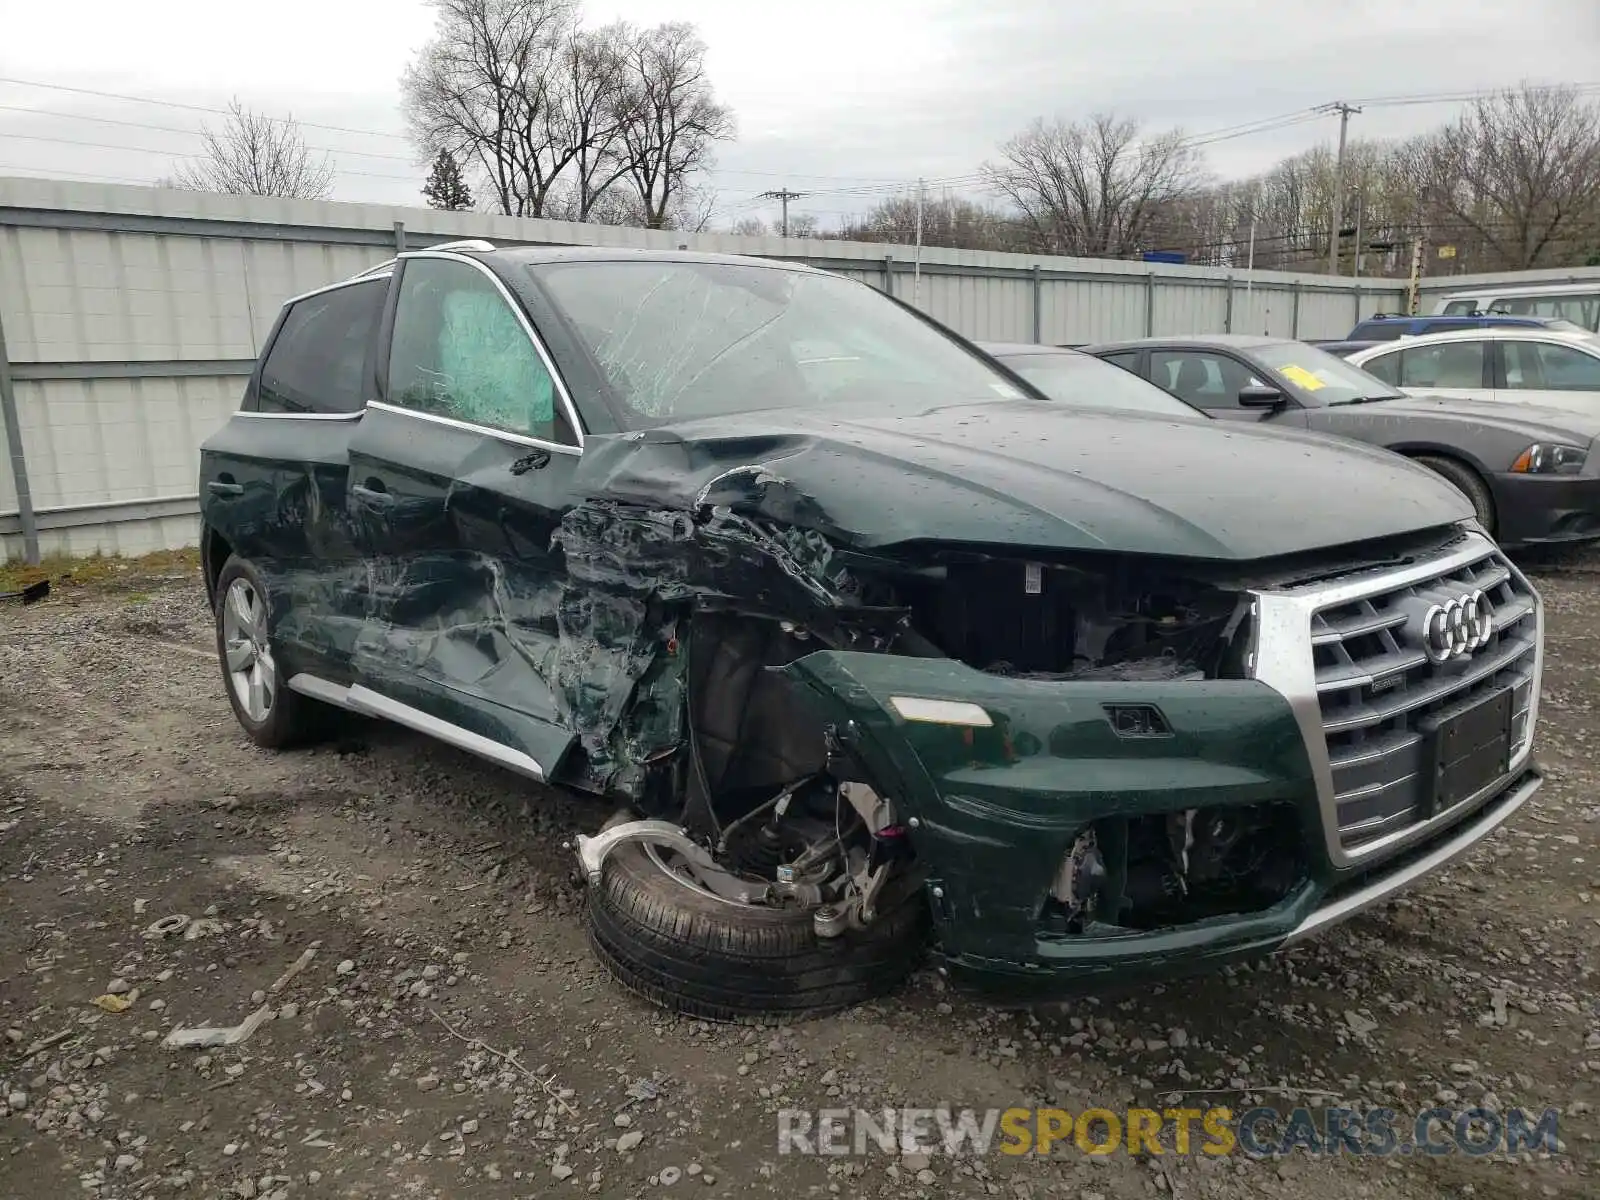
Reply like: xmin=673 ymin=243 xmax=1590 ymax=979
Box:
xmin=1250 ymin=528 xmax=1543 ymax=868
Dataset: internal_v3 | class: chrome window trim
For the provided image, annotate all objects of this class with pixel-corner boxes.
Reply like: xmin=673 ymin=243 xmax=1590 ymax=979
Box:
xmin=236 ymin=410 xmax=365 ymax=421
xmin=391 ymin=249 xmax=586 ymax=449
xmin=1248 ymin=527 xmax=1543 ymax=869
xmin=366 ymin=399 xmax=581 ymax=456
xmin=281 ymin=272 xmax=392 ymax=307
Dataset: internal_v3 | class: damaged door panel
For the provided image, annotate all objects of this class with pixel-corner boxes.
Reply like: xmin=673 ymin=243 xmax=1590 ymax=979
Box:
xmin=203 ymin=273 xmax=388 ymax=682
xmin=334 ymin=253 xmax=587 ymax=778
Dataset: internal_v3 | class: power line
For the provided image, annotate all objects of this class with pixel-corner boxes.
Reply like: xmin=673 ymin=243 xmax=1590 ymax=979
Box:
xmin=0 ymin=102 xmax=421 ymax=164
xmin=0 ymin=75 xmax=413 ymax=141
xmin=0 ymin=129 xmax=420 ymax=182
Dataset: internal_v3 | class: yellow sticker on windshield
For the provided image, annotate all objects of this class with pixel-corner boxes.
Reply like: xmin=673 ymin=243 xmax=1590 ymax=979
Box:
xmin=1279 ymin=364 xmax=1326 ymax=391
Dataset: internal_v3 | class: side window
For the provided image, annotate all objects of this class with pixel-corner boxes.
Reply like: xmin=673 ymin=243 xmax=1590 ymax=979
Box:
xmin=258 ymin=279 xmax=385 ymax=414
xmin=1149 ymin=352 xmax=1261 ymax=409
xmin=1503 ymin=341 xmax=1600 ymax=391
xmin=1362 ymin=351 xmax=1400 ymax=385
xmin=1395 ymin=341 xmax=1485 ymax=389
xmin=1352 ymin=322 xmax=1404 ymax=341
xmin=386 ymin=257 xmax=576 ymax=446
xmin=1100 ymin=351 xmax=1141 ymax=374
xmin=1440 ymin=300 xmax=1478 ymax=316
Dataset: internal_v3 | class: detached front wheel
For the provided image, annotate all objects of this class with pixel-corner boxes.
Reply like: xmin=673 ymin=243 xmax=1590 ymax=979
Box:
xmin=581 ymin=813 xmax=931 ymax=1022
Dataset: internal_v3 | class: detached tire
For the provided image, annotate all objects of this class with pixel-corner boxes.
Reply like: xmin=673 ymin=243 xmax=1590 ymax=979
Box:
xmin=1415 ymin=455 xmax=1496 ymax=534
xmin=583 ymin=820 xmax=931 ymax=1022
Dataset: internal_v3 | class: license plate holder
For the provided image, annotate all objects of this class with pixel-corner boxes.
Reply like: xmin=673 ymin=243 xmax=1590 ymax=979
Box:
xmin=1420 ymin=687 xmax=1513 ymax=815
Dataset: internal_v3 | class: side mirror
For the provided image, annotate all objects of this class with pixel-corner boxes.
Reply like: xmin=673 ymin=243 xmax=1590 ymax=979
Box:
xmin=1237 ymin=384 xmax=1285 ymax=409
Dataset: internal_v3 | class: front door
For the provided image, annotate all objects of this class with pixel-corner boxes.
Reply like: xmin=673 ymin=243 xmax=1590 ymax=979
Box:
xmin=343 ymin=252 xmax=583 ymax=777
xmin=1144 ymin=349 xmax=1302 ymax=426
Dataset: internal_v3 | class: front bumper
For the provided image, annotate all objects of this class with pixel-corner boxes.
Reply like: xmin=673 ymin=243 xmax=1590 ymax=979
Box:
xmin=941 ymin=765 xmax=1540 ymax=996
xmin=1489 ymin=471 xmax=1600 ymax=546
xmin=779 ymin=530 xmax=1544 ymax=995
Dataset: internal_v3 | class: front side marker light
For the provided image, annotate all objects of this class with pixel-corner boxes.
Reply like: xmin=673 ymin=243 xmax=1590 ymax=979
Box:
xmin=887 ymin=696 xmax=995 ymax=727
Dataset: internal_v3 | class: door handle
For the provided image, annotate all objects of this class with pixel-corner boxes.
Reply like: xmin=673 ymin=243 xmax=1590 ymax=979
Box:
xmin=207 ymin=480 xmax=244 ymax=497
xmin=351 ymin=482 xmax=396 ymax=508
xmin=510 ymin=448 xmax=551 ymax=474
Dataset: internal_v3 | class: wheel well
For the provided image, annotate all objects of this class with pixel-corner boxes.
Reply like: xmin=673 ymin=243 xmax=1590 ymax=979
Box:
xmin=1399 ymin=450 xmax=1496 ymax=524
xmin=202 ymin=526 xmax=233 ymax=605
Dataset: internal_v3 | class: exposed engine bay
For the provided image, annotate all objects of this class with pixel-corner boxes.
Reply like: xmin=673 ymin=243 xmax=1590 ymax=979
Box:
xmin=578 ymin=540 xmax=1273 ymax=936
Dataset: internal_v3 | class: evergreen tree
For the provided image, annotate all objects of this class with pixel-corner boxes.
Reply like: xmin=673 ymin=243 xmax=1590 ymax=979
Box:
xmin=422 ymin=150 xmax=474 ymax=211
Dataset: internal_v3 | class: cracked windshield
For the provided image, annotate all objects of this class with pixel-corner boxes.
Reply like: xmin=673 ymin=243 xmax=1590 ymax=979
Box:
xmin=532 ymin=260 xmax=1026 ymax=424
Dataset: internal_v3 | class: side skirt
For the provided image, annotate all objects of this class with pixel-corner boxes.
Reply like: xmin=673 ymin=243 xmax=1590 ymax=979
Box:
xmin=287 ymin=673 xmax=548 ymax=783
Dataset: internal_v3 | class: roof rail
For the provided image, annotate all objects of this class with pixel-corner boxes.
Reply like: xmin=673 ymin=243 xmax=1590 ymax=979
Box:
xmin=420 ymin=238 xmax=497 ymax=253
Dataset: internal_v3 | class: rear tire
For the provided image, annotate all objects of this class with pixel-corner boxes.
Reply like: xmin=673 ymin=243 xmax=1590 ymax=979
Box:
xmin=582 ymin=814 xmax=931 ymax=1022
xmin=213 ymin=554 xmax=329 ymax=749
xmin=1415 ymin=455 xmax=1496 ymax=535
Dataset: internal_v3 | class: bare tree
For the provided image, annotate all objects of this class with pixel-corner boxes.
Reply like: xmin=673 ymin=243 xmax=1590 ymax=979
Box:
xmin=401 ymin=0 xmax=580 ymax=217
xmin=984 ymin=114 xmax=1206 ymax=257
xmin=169 ymin=99 xmax=333 ymax=199
xmin=617 ymin=23 xmax=734 ymax=229
xmin=555 ymin=22 xmax=639 ymax=220
xmin=1417 ymin=85 xmax=1600 ymax=270
xmin=835 ymin=193 xmax=1026 ymax=252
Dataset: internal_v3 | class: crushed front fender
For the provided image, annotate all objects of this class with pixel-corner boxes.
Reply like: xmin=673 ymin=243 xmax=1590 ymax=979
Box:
xmin=779 ymin=650 xmax=1325 ymax=987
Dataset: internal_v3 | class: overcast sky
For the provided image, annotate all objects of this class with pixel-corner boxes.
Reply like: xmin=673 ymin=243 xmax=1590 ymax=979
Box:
xmin=2 ymin=0 xmax=1597 ymax=231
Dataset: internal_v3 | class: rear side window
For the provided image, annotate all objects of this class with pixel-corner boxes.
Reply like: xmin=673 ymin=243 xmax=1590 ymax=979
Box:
xmin=386 ymin=257 xmax=576 ymax=447
xmin=258 ymin=279 xmax=385 ymax=414
xmin=1440 ymin=300 xmax=1479 ymax=316
xmin=1351 ymin=321 xmax=1405 ymax=341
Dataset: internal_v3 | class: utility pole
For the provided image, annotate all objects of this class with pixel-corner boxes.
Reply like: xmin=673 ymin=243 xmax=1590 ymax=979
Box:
xmin=1407 ymin=235 xmax=1426 ymax=315
xmin=1350 ymin=188 xmax=1365 ymax=278
xmin=758 ymin=188 xmax=805 ymax=238
xmin=913 ymin=177 xmax=925 ymax=307
xmin=1318 ymin=102 xmax=1362 ymax=275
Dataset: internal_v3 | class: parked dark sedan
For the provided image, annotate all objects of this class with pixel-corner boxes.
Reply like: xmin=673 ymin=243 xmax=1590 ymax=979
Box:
xmin=1079 ymin=335 xmax=1600 ymax=548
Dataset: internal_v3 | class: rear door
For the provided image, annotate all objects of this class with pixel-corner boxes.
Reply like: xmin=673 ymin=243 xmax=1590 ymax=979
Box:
xmin=198 ymin=272 xmax=389 ymax=682
xmin=342 ymin=251 xmax=584 ymax=777
xmin=1492 ymin=338 xmax=1600 ymax=411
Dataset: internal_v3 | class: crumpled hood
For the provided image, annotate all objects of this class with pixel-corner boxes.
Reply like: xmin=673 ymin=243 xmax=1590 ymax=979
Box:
xmin=573 ymin=398 xmax=1472 ymax=562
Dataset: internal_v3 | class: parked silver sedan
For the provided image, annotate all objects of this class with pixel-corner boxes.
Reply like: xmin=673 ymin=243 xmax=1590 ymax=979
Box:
xmin=1346 ymin=325 xmax=1600 ymax=414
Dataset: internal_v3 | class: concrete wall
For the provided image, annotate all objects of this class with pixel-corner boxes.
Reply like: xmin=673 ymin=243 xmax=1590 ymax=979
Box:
xmin=0 ymin=175 xmax=1431 ymax=560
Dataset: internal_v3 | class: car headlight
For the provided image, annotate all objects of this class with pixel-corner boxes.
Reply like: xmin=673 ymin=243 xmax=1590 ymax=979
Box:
xmin=1510 ymin=443 xmax=1586 ymax=475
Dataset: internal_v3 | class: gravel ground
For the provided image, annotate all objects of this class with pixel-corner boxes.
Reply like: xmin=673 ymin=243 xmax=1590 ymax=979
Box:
xmin=0 ymin=553 xmax=1595 ymax=1199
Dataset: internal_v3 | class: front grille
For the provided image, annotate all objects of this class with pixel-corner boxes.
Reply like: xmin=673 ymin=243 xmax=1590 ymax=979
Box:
xmin=1309 ymin=545 xmax=1537 ymax=849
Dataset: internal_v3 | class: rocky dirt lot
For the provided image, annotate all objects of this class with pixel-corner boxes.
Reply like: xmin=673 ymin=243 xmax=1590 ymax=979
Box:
xmin=0 ymin=552 xmax=1595 ymax=1200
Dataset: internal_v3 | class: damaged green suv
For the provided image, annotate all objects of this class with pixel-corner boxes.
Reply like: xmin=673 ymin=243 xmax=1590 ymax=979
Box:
xmin=199 ymin=242 xmax=1544 ymax=1020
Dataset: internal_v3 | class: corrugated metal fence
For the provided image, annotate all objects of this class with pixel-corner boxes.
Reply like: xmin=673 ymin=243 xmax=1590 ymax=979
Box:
xmin=2 ymin=174 xmax=1590 ymax=561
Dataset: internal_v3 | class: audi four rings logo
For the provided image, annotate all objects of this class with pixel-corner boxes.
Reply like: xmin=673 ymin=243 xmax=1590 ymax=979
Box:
xmin=1421 ymin=591 xmax=1494 ymax=663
